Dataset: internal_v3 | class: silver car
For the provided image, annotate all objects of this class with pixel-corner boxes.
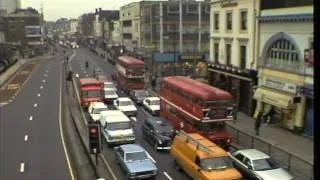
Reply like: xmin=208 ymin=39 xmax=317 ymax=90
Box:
xmin=231 ymin=149 xmax=293 ymax=180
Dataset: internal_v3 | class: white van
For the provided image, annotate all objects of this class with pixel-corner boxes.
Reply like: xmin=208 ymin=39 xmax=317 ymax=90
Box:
xmin=99 ymin=110 xmax=135 ymax=146
xmin=103 ymin=81 xmax=118 ymax=102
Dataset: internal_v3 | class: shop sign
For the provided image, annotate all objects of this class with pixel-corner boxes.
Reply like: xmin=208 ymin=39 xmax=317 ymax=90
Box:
xmin=261 ymin=77 xmax=297 ymax=94
xmin=179 ymin=55 xmax=205 ymax=61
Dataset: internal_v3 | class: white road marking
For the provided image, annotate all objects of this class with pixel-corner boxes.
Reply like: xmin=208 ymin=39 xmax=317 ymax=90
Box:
xmin=19 ymin=163 xmax=25 ymax=172
xmin=147 ymin=152 xmax=156 ymax=163
xmin=130 ymin=117 xmax=137 ymax=122
xmin=37 ymin=93 xmax=41 ymax=97
xmin=59 ymin=62 xmax=76 ymax=180
xmin=44 ymin=74 xmax=47 ymax=77
xmin=29 ymin=116 xmax=33 ymax=121
xmin=69 ymin=52 xmax=76 ymax=63
xmin=40 ymin=85 xmax=43 ymax=89
xmin=24 ymin=135 xmax=28 ymax=141
xmin=42 ymin=80 xmax=46 ymax=83
xmin=34 ymin=103 xmax=37 ymax=107
xmin=100 ymin=155 xmax=118 ymax=180
xmin=163 ymin=172 xmax=173 ymax=180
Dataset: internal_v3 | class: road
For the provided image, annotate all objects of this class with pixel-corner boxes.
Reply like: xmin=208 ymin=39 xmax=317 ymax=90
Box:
xmin=69 ymin=48 xmax=191 ymax=180
xmin=0 ymin=54 xmax=73 ymax=180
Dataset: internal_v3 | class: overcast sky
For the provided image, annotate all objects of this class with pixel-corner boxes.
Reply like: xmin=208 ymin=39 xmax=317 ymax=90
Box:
xmin=21 ymin=0 xmax=139 ymax=21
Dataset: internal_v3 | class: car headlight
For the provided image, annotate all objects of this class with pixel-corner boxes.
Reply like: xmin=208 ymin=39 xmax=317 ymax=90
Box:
xmin=227 ymin=139 xmax=231 ymax=143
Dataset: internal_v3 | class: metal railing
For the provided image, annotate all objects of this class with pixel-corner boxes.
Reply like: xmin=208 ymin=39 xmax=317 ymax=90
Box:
xmin=226 ymin=125 xmax=314 ymax=180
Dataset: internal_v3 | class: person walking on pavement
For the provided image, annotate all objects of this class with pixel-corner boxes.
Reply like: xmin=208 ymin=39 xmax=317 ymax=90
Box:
xmin=255 ymin=112 xmax=263 ymax=136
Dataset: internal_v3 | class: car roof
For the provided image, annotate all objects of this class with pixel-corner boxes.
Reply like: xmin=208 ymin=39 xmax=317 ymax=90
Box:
xmin=236 ymin=149 xmax=270 ymax=160
xmin=117 ymin=97 xmax=132 ymax=101
xmin=100 ymin=110 xmax=130 ymax=123
xmin=147 ymin=117 xmax=171 ymax=126
xmin=120 ymin=144 xmax=145 ymax=153
xmin=146 ymin=97 xmax=159 ymax=101
xmin=91 ymin=102 xmax=107 ymax=108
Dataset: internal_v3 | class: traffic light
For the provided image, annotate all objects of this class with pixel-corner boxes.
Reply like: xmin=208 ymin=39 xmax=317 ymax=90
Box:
xmin=88 ymin=122 xmax=101 ymax=154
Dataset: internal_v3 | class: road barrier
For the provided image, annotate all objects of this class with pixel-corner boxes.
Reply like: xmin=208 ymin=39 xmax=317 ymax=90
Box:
xmin=226 ymin=125 xmax=314 ymax=180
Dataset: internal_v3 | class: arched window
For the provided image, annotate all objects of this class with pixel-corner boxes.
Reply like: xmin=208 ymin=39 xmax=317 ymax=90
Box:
xmin=265 ymin=38 xmax=300 ymax=71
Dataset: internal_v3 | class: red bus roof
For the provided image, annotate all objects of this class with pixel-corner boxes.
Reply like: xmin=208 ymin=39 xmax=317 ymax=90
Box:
xmin=80 ymin=78 xmax=101 ymax=86
xmin=118 ymin=56 xmax=145 ymax=67
xmin=163 ymin=76 xmax=233 ymax=101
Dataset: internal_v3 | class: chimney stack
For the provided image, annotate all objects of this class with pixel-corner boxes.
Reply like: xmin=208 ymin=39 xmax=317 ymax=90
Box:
xmin=99 ymin=8 xmax=102 ymax=12
xmin=95 ymin=8 xmax=98 ymax=13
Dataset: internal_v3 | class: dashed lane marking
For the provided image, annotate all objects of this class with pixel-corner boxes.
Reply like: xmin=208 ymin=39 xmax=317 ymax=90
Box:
xmin=37 ymin=93 xmax=41 ymax=97
xmin=40 ymin=85 xmax=43 ymax=89
xmin=24 ymin=135 xmax=28 ymax=141
xmin=34 ymin=103 xmax=37 ymax=107
xmin=163 ymin=172 xmax=173 ymax=180
xmin=19 ymin=163 xmax=25 ymax=172
xmin=146 ymin=152 xmax=156 ymax=163
xmin=29 ymin=116 xmax=33 ymax=121
xmin=44 ymin=74 xmax=47 ymax=77
xmin=42 ymin=80 xmax=46 ymax=83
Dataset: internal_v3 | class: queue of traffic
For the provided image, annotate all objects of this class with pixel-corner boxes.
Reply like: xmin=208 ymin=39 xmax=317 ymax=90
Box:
xmin=76 ymin=55 xmax=293 ymax=180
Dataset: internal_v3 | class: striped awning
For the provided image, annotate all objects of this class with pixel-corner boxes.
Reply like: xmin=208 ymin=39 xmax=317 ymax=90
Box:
xmin=258 ymin=13 xmax=313 ymax=22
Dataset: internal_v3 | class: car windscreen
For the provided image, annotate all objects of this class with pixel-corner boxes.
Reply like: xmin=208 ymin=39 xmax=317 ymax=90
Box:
xmin=150 ymin=99 xmax=159 ymax=105
xmin=125 ymin=151 xmax=148 ymax=161
xmin=252 ymin=158 xmax=279 ymax=171
xmin=93 ymin=108 xmax=108 ymax=114
xmin=105 ymin=90 xmax=117 ymax=95
xmin=104 ymin=84 xmax=115 ymax=89
xmin=105 ymin=122 xmax=131 ymax=131
xmin=84 ymin=90 xmax=101 ymax=98
xmin=200 ymin=156 xmax=234 ymax=171
xmin=155 ymin=123 xmax=174 ymax=135
xmin=135 ymin=91 xmax=149 ymax=97
xmin=119 ymin=100 xmax=133 ymax=106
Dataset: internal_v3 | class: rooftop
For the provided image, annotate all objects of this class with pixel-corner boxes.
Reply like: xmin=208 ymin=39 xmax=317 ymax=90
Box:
xmin=236 ymin=149 xmax=270 ymax=160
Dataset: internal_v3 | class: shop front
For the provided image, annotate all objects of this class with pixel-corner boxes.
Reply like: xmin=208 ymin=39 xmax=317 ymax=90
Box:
xmin=208 ymin=64 xmax=258 ymax=115
xmin=253 ymin=69 xmax=305 ymax=131
xmin=301 ymin=84 xmax=314 ymax=138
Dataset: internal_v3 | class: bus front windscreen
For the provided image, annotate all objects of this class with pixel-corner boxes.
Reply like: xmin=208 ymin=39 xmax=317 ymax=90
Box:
xmin=84 ymin=90 xmax=101 ymax=98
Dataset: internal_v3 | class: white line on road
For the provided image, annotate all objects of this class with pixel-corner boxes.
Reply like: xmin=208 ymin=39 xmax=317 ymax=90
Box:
xmin=19 ymin=163 xmax=25 ymax=172
xmin=147 ymin=152 xmax=156 ymax=163
xmin=100 ymin=155 xmax=118 ymax=180
xmin=44 ymin=74 xmax=47 ymax=77
xmin=24 ymin=135 xmax=28 ymax=141
xmin=163 ymin=172 xmax=173 ymax=180
xmin=29 ymin=116 xmax=33 ymax=121
xmin=37 ymin=93 xmax=41 ymax=97
xmin=59 ymin=62 xmax=76 ymax=180
xmin=69 ymin=52 xmax=76 ymax=63
xmin=42 ymin=79 xmax=46 ymax=83
xmin=34 ymin=103 xmax=37 ymax=107
xmin=40 ymin=85 xmax=43 ymax=89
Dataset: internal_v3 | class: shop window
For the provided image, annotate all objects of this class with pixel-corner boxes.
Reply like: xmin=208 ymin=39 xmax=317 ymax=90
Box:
xmin=240 ymin=45 xmax=247 ymax=69
xmin=168 ymin=5 xmax=179 ymax=13
xmin=214 ymin=43 xmax=219 ymax=63
xmin=226 ymin=44 xmax=231 ymax=65
xmin=187 ymin=4 xmax=198 ymax=13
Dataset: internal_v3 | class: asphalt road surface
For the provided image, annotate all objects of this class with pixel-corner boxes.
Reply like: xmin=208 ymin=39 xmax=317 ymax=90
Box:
xmin=69 ymin=48 xmax=191 ymax=180
xmin=0 ymin=54 xmax=73 ymax=180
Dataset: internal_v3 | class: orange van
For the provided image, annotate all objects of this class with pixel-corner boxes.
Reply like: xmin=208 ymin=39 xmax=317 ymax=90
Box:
xmin=170 ymin=131 xmax=243 ymax=180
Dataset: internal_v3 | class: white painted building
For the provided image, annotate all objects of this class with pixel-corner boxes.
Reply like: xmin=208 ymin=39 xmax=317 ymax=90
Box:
xmin=208 ymin=0 xmax=260 ymax=115
xmin=69 ymin=19 xmax=78 ymax=34
xmin=111 ymin=20 xmax=121 ymax=44
xmin=93 ymin=14 xmax=103 ymax=37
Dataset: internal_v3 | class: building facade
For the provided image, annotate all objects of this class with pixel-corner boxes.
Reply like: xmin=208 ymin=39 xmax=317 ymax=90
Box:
xmin=110 ymin=20 xmax=121 ymax=44
xmin=0 ymin=0 xmax=20 ymax=15
xmin=253 ymin=1 xmax=313 ymax=134
xmin=120 ymin=0 xmax=210 ymax=79
xmin=208 ymin=0 xmax=260 ymax=115
xmin=69 ymin=19 xmax=78 ymax=34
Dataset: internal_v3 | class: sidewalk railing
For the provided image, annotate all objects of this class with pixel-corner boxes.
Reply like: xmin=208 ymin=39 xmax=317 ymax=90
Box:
xmin=226 ymin=125 xmax=314 ymax=180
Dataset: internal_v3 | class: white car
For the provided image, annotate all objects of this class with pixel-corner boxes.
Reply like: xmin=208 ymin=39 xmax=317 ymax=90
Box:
xmin=142 ymin=97 xmax=160 ymax=115
xmin=103 ymin=82 xmax=118 ymax=102
xmin=231 ymin=149 xmax=294 ymax=180
xmin=88 ymin=102 xmax=108 ymax=121
xmin=113 ymin=97 xmax=137 ymax=117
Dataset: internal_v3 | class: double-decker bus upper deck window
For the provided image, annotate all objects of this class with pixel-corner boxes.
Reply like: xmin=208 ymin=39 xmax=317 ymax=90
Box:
xmin=198 ymin=122 xmax=226 ymax=132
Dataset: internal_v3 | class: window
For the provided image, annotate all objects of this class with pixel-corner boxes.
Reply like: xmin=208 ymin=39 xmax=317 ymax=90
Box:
xmin=240 ymin=45 xmax=247 ymax=69
xmin=168 ymin=5 xmax=179 ymax=13
xmin=234 ymin=153 xmax=245 ymax=162
xmin=226 ymin=44 xmax=231 ymax=65
xmin=240 ymin=10 xmax=247 ymax=30
xmin=214 ymin=13 xmax=219 ymax=30
xmin=214 ymin=43 xmax=219 ymax=63
xmin=187 ymin=5 xmax=198 ymax=13
xmin=266 ymin=38 xmax=300 ymax=71
xmin=226 ymin=12 xmax=232 ymax=30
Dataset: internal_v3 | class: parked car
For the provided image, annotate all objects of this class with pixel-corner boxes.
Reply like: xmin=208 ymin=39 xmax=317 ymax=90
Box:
xmin=129 ymin=89 xmax=150 ymax=105
xmin=230 ymin=149 xmax=293 ymax=180
xmin=100 ymin=110 xmax=135 ymax=146
xmin=170 ymin=131 xmax=243 ymax=180
xmin=142 ymin=117 xmax=174 ymax=151
xmin=142 ymin=97 xmax=160 ymax=115
xmin=88 ymin=102 xmax=108 ymax=121
xmin=113 ymin=97 xmax=137 ymax=117
xmin=114 ymin=144 xmax=158 ymax=179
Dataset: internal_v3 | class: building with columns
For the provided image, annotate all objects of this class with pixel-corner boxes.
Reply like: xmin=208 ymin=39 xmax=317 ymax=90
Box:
xmin=253 ymin=0 xmax=313 ymax=135
xmin=120 ymin=0 xmax=210 ymax=79
xmin=208 ymin=0 xmax=260 ymax=115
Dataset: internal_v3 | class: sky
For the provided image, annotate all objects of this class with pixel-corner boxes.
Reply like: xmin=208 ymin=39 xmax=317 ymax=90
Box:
xmin=21 ymin=0 xmax=139 ymax=21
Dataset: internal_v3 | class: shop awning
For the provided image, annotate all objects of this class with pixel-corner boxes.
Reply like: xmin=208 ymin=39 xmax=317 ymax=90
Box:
xmin=253 ymin=87 xmax=296 ymax=109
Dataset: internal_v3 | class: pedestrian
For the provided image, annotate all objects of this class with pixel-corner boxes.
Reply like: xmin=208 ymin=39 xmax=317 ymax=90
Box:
xmin=255 ymin=112 xmax=263 ymax=136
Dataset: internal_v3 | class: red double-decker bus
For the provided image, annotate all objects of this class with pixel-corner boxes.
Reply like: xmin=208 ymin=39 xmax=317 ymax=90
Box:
xmin=159 ymin=76 xmax=235 ymax=150
xmin=116 ymin=56 xmax=146 ymax=94
xmin=79 ymin=78 xmax=103 ymax=108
